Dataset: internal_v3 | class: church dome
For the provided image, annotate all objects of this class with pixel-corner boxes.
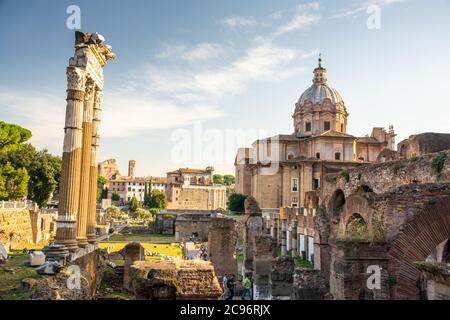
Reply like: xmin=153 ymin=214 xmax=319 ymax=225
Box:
xmin=297 ymin=56 xmax=344 ymax=106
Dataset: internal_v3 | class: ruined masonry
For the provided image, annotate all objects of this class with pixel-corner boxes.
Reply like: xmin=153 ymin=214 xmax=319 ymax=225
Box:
xmin=46 ymin=31 xmax=116 ymax=260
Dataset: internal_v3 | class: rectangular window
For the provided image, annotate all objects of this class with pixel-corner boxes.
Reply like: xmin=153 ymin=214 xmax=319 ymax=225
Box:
xmin=324 ymin=121 xmax=330 ymax=131
xmin=316 ymin=152 xmax=320 ymax=159
xmin=313 ymin=179 xmax=320 ymax=190
xmin=340 ymin=123 xmax=344 ymax=132
xmin=305 ymin=122 xmax=311 ymax=132
xmin=292 ymin=202 xmax=298 ymax=208
xmin=291 ymin=178 xmax=298 ymax=192
xmin=335 ymin=152 xmax=341 ymax=160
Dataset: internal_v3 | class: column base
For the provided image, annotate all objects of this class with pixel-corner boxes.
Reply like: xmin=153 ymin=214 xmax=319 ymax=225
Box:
xmin=54 ymin=239 xmax=79 ymax=253
xmin=77 ymin=237 xmax=89 ymax=248
xmin=87 ymin=233 xmax=97 ymax=245
xmin=42 ymin=244 xmax=71 ymax=264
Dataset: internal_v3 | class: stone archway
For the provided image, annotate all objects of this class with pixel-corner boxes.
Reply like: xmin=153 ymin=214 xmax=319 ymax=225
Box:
xmin=387 ymin=196 xmax=450 ymax=299
xmin=329 ymin=189 xmax=345 ymax=221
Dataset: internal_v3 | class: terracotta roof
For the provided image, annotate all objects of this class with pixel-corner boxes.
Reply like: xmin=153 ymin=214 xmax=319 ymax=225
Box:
xmin=357 ymin=136 xmax=383 ymax=144
xmin=167 ymin=168 xmax=213 ymax=175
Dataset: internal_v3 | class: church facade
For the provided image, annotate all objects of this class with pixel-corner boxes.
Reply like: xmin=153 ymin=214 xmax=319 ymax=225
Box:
xmin=235 ymin=58 xmax=396 ymax=209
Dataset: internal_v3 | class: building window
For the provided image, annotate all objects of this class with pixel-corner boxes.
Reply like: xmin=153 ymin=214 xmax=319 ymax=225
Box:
xmin=340 ymin=123 xmax=344 ymax=132
xmin=316 ymin=152 xmax=320 ymax=159
xmin=287 ymin=152 xmax=294 ymax=160
xmin=313 ymin=179 xmax=320 ymax=190
xmin=335 ymin=152 xmax=341 ymax=160
xmin=324 ymin=121 xmax=330 ymax=131
xmin=291 ymin=178 xmax=298 ymax=192
xmin=305 ymin=122 xmax=311 ymax=132
xmin=292 ymin=203 xmax=299 ymax=208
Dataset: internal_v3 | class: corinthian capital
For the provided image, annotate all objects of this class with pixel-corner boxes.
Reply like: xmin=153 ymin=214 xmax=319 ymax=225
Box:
xmin=84 ymin=79 xmax=96 ymax=102
xmin=67 ymin=67 xmax=86 ymax=91
xmin=94 ymin=90 xmax=103 ymax=108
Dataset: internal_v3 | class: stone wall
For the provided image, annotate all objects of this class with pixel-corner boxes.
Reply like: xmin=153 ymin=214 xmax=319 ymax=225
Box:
xmin=208 ymin=218 xmax=237 ymax=279
xmin=175 ymin=219 xmax=211 ymax=241
xmin=0 ymin=209 xmax=33 ymax=248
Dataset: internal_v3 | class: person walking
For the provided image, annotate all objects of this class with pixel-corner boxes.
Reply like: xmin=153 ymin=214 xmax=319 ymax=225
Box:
xmin=242 ymin=275 xmax=252 ymax=300
xmin=222 ymin=274 xmax=228 ymax=291
xmin=226 ymin=274 xmax=235 ymax=300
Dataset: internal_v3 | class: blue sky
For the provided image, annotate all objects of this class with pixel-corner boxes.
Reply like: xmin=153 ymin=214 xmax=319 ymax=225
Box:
xmin=0 ymin=0 xmax=449 ymax=176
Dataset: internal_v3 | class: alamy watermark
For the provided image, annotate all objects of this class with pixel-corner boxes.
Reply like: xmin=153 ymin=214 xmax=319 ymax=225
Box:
xmin=367 ymin=5 xmax=381 ymax=30
xmin=66 ymin=5 xmax=81 ymax=30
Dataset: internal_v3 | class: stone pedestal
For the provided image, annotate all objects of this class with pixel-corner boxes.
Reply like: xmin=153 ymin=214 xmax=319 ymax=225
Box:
xmin=270 ymin=257 xmax=295 ymax=300
xmin=123 ymin=242 xmax=145 ymax=292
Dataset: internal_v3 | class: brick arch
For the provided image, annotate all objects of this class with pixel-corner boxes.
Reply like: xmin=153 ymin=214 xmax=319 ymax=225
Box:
xmin=387 ymin=196 xmax=450 ymax=299
xmin=342 ymin=194 xmax=372 ymax=228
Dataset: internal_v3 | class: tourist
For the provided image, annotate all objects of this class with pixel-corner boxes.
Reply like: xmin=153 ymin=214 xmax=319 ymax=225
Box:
xmin=222 ymin=274 xmax=228 ymax=290
xmin=226 ymin=275 xmax=235 ymax=300
xmin=242 ymin=275 xmax=252 ymax=300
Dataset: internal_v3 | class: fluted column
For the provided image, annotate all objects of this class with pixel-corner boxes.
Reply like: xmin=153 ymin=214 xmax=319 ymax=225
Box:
xmin=55 ymin=66 xmax=86 ymax=252
xmin=86 ymin=89 xmax=103 ymax=244
xmin=76 ymin=79 xmax=95 ymax=248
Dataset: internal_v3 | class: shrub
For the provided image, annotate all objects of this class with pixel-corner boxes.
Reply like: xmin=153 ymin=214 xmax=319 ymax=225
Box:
xmin=341 ymin=171 xmax=350 ymax=183
xmin=228 ymin=193 xmax=247 ymax=213
xmin=431 ymin=153 xmax=446 ymax=175
xmin=409 ymin=153 xmax=417 ymax=162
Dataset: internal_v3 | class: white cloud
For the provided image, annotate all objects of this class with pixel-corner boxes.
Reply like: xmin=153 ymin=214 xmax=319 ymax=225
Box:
xmin=0 ymin=87 xmax=225 ymax=149
xmin=298 ymin=2 xmax=321 ymax=11
xmin=273 ymin=13 xmax=321 ymax=36
xmin=155 ymin=43 xmax=186 ymax=59
xmin=156 ymin=42 xmax=224 ymax=62
xmin=148 ymin=43 xmax=309 ymax=100
xmin=269 ymin=11 xmax=282 ymax=20
xmin=182 ymin=43 xmax=225 ymax=62
xmin=220 ymin=16 xmax=258 ymax=29
xmin=0 ymin=90 xmax=65 ymax=150
xmin=331 ymin=0 xmax=407 ymax=19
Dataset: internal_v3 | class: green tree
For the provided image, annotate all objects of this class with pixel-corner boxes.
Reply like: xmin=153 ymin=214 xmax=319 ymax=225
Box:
xmin=27 ymin=150 xmax=61 ymax=207
xmin=223 ymin=174 xmax=235 ymax=186
xmin=213 ymin=174 xmax=224 ymax=185
xmin=111 ymin=192 xmax=120 ymax=201
xmin=134 ymin=208 xmax=153 ymax=221
xmin=0 ymin=162 xmax=29 ymax=200
xmin=148 ymin=190 xmax=168 ymax=209
xmin=0 ymin=121 xmax=32 ymax=150
xmin=228 ymin=193 xmax=247 ymax=213
xmin=129 ymin=195 xmax=139 ymax=212
xmin=107 ymin=205 xmax=121 ymax=219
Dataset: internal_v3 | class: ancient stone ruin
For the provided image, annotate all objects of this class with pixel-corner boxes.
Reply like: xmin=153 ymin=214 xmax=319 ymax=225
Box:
xmin=46 ymin=31 xmax=116 ymax=261
xmin=128 ymin=260 xmax=222 ymax=299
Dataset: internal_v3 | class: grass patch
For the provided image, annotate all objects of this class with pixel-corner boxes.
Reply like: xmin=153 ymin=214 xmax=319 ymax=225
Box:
xmin=392 ymin=163 xmax=403 ymax=175
xmin=98 ymin=242 xmax=182 ymax=258
xmin=295 ymin=257 xmax=313 ymax=269
xmin=0 ymin=253 xmax=40 ymax=300
xmin=108 ymin=226 xmax=175 ymax=243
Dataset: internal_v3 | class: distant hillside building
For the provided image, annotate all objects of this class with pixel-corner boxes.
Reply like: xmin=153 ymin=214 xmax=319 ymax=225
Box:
xmin=98 ymin=159 xmax=122 ymax=180
xmin=103 ymin=159 xmax=167 ymax=203
xmin=166 ymin=167 xmax=227 ymax=210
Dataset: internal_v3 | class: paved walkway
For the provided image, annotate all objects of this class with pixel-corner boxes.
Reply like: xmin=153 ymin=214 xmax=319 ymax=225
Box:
xmin=96 ymin=223 xmax=127 ymax=242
